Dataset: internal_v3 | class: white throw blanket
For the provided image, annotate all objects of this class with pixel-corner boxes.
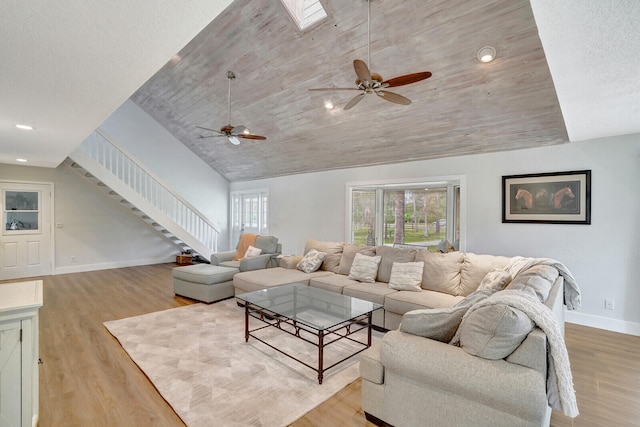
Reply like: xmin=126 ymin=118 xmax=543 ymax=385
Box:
xmin=460 ymin=290 xmax=579 ymax=418
xmin=505 ymin=256 xmax=581 ymax=310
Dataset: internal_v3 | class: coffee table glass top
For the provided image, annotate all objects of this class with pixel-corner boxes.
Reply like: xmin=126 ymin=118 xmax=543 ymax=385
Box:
xmin=237 ymin=283 xmax=382 ymax=331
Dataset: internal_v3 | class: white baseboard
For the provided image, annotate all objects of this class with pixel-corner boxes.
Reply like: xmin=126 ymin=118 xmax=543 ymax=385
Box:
xmin=54 ymin=255 xmax=175 ymax=275
xmin=565 ymin=310 xmax=640 ymax=337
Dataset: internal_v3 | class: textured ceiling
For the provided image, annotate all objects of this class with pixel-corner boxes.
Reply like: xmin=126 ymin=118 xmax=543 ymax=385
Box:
xmin=132 ymin=0 xmax=569 ymax=182
xmin=2 ymin=1 xmax=639 ymax=181
xmin=530 ymin=0 xmax=640 ymax=141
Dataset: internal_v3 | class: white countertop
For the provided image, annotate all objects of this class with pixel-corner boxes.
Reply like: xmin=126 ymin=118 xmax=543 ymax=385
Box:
xmin=0 ymin=280 xmax=43 ymax=313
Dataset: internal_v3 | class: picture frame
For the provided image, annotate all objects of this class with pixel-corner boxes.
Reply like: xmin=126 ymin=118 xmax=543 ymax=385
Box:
xmin=502 ymin=170 xmax=591 ymax=224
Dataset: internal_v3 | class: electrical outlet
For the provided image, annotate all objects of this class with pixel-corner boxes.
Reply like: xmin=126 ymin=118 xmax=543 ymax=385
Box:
xmin=70 ymin=255 xmax=76 ymax=263
xmin=605 ymin=299 xmax=614 ymax=310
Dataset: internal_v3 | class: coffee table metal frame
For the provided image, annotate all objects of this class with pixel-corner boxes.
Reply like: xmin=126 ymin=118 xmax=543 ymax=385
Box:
xmin=237 ymin=283 xmax=382 ymax=384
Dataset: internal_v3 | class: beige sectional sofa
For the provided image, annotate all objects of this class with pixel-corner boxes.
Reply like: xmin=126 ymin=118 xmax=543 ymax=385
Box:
xmin=233 ymin=238 xmax=578 ymax=426
xmin=234 ymin=238 xmax=516 ymax=330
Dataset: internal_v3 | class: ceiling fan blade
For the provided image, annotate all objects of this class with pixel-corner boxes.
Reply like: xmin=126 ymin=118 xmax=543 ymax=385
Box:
xmin=309 ymin=88 xmax=361 ymax=91
xmin=196 ymin=125 xmax=223 ymax=134
xmin=382 ymin=71 xmax=432 ymax=88
xmin=228 ymin=136 xmax=241 ymax=145
xmin=376 ymin=90 xmax=412 ymax=105
xmin=353 ymin=59 xmax=372 ymax=83
xmin=238 ymin=133 xmax=267 ymax=140
xmin=197 ymin=135 xmax=226 ymax=139
xmin=344 ymin=93 xmax=366 ymax=110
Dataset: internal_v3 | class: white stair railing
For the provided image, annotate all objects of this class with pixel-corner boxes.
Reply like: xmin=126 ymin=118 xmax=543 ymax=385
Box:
xmin=70 ymin=129 xmax=219 ymax=257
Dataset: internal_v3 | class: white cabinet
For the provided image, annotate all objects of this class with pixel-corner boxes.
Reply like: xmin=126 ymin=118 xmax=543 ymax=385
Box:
xmin=0 ymin=280 xmax=43 ymax=427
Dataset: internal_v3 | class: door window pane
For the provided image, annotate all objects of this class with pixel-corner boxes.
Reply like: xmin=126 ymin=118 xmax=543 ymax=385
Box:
xmin=4 ymin=191 xmax=40 ymax=231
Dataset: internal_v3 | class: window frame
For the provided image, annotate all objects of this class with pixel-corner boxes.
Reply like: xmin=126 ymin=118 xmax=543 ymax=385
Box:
xmin=345 ymin=175 xmax=466 ymax=251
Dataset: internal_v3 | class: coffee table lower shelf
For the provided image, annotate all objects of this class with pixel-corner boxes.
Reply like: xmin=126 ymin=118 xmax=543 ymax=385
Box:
xmin=243 ymin=303 xmax=374 ymax=384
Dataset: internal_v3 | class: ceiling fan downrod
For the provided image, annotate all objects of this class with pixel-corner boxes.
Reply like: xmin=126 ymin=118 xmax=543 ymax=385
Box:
xmin=226 ymin=71 xmax=236 ymax=125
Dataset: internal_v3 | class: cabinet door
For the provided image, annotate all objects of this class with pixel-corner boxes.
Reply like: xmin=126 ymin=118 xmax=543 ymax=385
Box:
xmin=0 ymin=320 xmax=21 ymax=427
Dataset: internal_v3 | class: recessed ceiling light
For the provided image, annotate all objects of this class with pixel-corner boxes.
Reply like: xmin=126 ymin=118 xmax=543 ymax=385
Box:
xmin=15 ymin=124 xmax=34 ymax=130
xmin=477 ymin=46 xmax=496 ymax=63
xmin=16 ymin=158 xmax=27 ymax=163
xmin=323 ymin=99 xmax=335 ymax=110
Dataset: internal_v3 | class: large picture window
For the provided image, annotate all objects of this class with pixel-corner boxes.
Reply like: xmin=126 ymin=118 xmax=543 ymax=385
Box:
xmin=348 ymin=179 xmax=462 ymax=251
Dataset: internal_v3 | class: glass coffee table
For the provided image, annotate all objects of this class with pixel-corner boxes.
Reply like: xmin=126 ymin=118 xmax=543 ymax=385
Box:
xmin=236 ymin=283 xmax=383 ymax=384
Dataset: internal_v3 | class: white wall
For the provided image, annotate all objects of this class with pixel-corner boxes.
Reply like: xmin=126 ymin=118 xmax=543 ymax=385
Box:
xmin=231 ymin=134 xmax=640 ymax=335
xmin=99 ymin=100 xmax=230 ymax=250
xmin=0 ymin=163 xmax=179 ymax=273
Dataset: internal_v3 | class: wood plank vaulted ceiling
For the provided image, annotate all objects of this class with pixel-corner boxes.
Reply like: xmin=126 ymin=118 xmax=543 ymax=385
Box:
xmin=131 ymin=0 xmax=568 ymax=182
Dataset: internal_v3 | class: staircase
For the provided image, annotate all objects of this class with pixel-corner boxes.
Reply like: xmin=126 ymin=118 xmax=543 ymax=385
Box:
xmin=67 ymin=129 xmax=220 ymax=260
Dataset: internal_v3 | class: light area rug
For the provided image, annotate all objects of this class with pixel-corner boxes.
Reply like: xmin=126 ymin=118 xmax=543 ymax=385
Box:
xmin=104 ymin=298 xmax=382 ymax=427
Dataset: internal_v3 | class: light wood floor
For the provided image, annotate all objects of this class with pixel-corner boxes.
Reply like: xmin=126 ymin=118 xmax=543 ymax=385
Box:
xmin=5 ymin=264 xmax=637 ymax=426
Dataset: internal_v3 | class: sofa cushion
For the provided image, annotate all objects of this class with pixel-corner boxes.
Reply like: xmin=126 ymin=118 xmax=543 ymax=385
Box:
xmin=375 ymin=246 xmax=417 ymax=283
xmin=348 ymin=253 xmax=382 ymax=283
xmin=296 ymin=249 xmax=327 ymax=273
xmin=477 ymin=267 xmax=512 ymax=292
xmin=219 ymin=260 xmax=241 ymax=269
xmin=388 ymin=261 xmax=424 ymax=291
xmin=172 ymin=264 xmax=238 ymax=285
xmin=415 ymin=250 xmax=464 ymax=296
xmin=309 ymin=274 xmax=358 ymax=294
xmin=506 ymin=265 xmax=558 ymax=303
xmin=338 ymin=243 xmax=376 ymax=275
xmin=458 ymin=303 xmax=534 ymax=359
xmin=459 ymin=253 xmax=512 ymax=295
xmin=399 ymin=289 xmax=494 ymax=342
xmin=254 ymin=235 xmax=279 ymax=254
xmin=384 ymin=288 xmax=464 ymax=316
xmin=343 ymin=281 xmax=396 ymax=306
xmin=304 ymin=238 xmax=345 ymax=273
xmin=233 ymin=267 xmax=333 ymax=294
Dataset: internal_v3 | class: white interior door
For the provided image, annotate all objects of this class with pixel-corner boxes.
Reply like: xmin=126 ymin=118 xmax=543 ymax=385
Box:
xmin=0 ymin=182 xmax=52 ymax=280
xmin=230 ymin=190 xmax=268 ymax=248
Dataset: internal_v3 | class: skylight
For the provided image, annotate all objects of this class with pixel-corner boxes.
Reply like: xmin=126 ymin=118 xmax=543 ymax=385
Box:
xmin=280 ymin=0 xmax=327 ymax=31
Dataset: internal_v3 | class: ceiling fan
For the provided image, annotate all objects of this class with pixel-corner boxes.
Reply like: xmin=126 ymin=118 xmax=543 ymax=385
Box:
xmin=196 ymin=71 xmax=266 ymax=145
xmin=309 ymin=0 xmax=432 ymax=110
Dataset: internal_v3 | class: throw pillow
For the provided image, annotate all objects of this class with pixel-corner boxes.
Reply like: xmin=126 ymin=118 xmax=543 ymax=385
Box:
xmin=458 ymin=304 xmax=534 ymax=359
xmin=243 ymin=245 xmax=262 ymax=258
xmin=400 ymin=289 xmax=494 ymax=342
xmin=296 ymin=249 xmax=327 ymax=273
xmin=304 ymin=238 xmax=345 ymax=273
xmin=338 ymin=243 xmax=377 ymax=275
xmin=348 ymin=253 xmax=382 ymax=283
xmin=375 ymin=246 xmax=417 ymax=283
xmin=388 ymin=261 xmax=424 ymax=291
xmin=477 ymin=267 xmax=512 ymax=292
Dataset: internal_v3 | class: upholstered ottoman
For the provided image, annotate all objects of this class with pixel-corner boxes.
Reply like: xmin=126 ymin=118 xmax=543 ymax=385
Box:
xmin=172 ymin=264 xmax=239 ymax=303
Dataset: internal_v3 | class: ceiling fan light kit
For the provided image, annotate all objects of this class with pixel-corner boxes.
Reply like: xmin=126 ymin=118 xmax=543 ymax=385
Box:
xmin=195 ymin=71 xmax=266 ymax=145
xmin=323 ymin=99 xmax=335 ymax=109
xmin=477 ymin=46 xmax=497 ymax=63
